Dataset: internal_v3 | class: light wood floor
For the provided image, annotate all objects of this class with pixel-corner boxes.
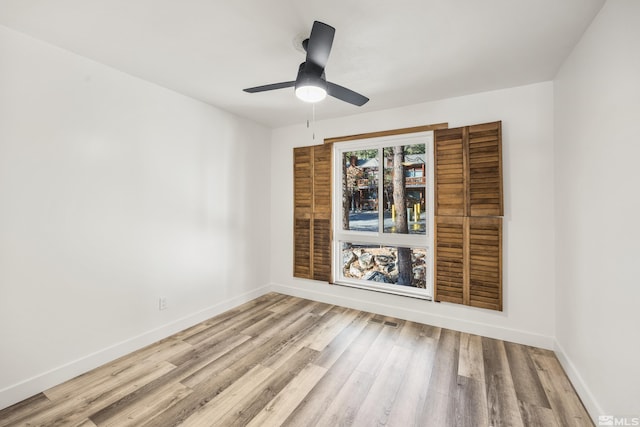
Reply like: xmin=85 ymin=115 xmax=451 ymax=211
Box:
xmin=0 ymin=293 xmax=593 ymax=427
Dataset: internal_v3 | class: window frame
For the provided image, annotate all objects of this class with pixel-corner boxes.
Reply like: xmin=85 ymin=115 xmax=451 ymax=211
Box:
xmin=332 ymin=131 xmax=435 ymax=299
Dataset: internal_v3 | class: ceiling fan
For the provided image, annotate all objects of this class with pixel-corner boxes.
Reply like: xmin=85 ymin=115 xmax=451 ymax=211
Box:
xmin=243 ymin=21 xmax=369 ymax=106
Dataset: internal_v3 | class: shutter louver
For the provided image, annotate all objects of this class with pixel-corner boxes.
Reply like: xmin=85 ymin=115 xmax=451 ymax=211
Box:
xmin=294 ymin=218 xmax=311 ymax=278
xmin=468 ymin=217 xmax=502 ymax=310
xmin=312 ymin=145 xmax=332 ymax=215
xmin=434 ymin=127 xmax=467 ymax=216
xmin=468 ymin=122 xmax=503 ymax=217
xmin=434 ymin=121 xmax=503 ymax=311
xmin=294 ymin=148 xmax=312 ymax=211
xmin=434 ymin=216 xmax=465 ymax=305
xmin=293 ymin=144 xmax=332 ymax=282
xmin=313 ymin=219 xmax=331 ymax=281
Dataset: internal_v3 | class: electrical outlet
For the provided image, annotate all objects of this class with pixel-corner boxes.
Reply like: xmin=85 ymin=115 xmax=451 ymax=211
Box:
xmin=159 ymin=297 xmax=168 ymax=311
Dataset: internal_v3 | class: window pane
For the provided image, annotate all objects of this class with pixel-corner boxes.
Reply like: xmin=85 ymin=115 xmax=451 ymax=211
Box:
xmin=383 ymin=144 xmax=426 ymax=234
xmin=342 ymin=243 xmax=427 ymax=288
xmin=342 ymin=150 xmax=379 ymax=232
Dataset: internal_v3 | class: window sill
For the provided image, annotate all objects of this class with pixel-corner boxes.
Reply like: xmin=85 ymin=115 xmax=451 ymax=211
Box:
xmin=334 ymin=279 xmax=433 ymax=301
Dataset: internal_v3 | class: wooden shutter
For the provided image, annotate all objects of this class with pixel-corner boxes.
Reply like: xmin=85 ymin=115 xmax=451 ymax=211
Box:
xmin=434 ymin=216 xmax=503 ymax=311
xmin=434 ymin=127 xmax=467 ymax=216
xmin=434 ymin=216 xmax=465 ymax=305
xmin=468 ymin=122 xmax=503 ymax=216
xmin=434 ymin=121 xmax=502 ymax=217
xmin=468 ymin=217 xmax=502 ymax=310
xmin=294 ymin=147 xmax=312 ymax=278
xmin=293 ymin=143 xmax=332 ymax=282
xmin=434 ymin=121 xmax=503 ymax=311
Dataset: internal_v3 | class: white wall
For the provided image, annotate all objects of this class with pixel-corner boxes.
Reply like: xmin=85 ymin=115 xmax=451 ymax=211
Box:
xmin=0 ymin=25 xmax=271 ymax=409
xmin=270 ymin=82 xmax=556 ymax=348
xmin=554 ymin=0 xmax=640 ymax=418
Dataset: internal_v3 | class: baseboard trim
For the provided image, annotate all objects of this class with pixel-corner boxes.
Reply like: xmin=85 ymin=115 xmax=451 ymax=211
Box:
xmin=0 ymin=285 xmax=271 ymax=411
xmin=554 ymin=339 xmax=602 ymax=424
xmin=268 ymin=282 xmax=555 ymax=349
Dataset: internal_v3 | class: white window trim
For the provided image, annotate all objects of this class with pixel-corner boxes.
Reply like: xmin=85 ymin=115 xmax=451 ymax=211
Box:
xmin=332 ymin=131 xmax=435 ymax=299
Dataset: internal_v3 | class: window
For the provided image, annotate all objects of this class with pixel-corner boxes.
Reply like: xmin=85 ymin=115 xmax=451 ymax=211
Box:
xmin=292 ymin=121 xmax=503 ymax=311
xmin=332 ymin=132 xmax=434 ymax=299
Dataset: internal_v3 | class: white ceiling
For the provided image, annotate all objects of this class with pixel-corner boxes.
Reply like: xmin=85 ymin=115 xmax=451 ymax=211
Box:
xmin=0 ymin=0 xmax=604 ymax=128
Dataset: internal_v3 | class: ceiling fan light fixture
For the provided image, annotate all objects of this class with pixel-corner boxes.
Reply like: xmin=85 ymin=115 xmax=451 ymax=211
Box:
xmin=295 ymin=84 xmax=327 ymax=103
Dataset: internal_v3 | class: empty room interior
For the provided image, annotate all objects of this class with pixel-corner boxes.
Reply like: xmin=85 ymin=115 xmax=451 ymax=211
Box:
xmin=0 ymin=0 xmax=638 ymax=426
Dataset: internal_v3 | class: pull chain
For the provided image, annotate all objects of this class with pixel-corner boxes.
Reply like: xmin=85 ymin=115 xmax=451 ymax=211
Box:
xmin=312 ymin=103 xmax=316 ymax=140
xmin=305 ymin=105 xmax=317 ymax=141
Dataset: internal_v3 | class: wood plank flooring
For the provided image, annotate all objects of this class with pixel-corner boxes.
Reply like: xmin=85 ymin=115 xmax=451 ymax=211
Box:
xmin=0 ymin=293 xmax=594 ymax=427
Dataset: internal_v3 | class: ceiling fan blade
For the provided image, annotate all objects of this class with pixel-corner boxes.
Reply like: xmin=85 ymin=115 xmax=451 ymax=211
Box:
xmin=243 ymin=81 xmax=295 ymax=93
xmin=305 ymin=21 xmax=335 ymax=69
xmin=327 ymin=81 xmax=369 ymax=106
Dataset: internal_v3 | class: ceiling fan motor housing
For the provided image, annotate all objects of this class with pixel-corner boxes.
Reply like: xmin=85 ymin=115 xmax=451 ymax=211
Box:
xmin=295 ymin=62 xmax=327 ymax=91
